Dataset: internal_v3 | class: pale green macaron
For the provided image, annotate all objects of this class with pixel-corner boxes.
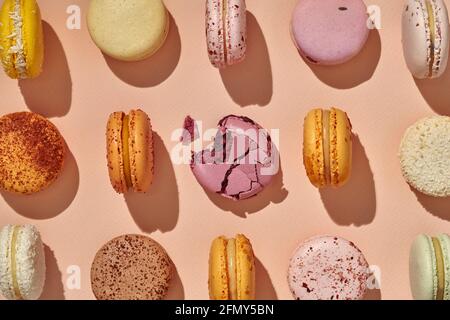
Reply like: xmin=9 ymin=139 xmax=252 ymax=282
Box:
xmin=87 ymin=0 xmax=170 ymax=62
xmin=409 ymin=234 xmax=450 ymax=300
xmin=0 ymin=225 xmax=46 ymax=300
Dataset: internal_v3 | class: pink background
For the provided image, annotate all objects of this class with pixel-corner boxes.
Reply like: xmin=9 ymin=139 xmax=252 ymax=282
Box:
xmin=1 ymin=0 xmax=450 ymax=300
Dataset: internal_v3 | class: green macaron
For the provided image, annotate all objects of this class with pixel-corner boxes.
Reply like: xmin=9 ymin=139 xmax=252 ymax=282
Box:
xmin=409 ymin=234 xmax=450 ymax=300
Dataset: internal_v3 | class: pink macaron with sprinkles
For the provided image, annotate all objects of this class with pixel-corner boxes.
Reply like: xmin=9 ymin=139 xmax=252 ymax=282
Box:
xmin=291 ymin=0 xmax=370 ymax=65
xmin=288 ymin=236 xmax=369 ymax=300
xmin=205 ymin=0 xmax=247 ymax=68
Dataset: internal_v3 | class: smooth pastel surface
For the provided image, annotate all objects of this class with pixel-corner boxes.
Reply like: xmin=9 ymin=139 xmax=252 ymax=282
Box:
xmin=402 ymin=0 xmax=449 ymax=79
xmin=206 ymin=0 xmax=247 ymax=68
xmin=87 ymin=0 xmax=169 ymax=61
xmin=188 ymin=115 xmax=277 ymax=200
xmin=288 ymin=236 xmax=369 ymax=300
xmin=291 ymin=0 xmax=369 ymax=65
xmin=2 ymin=0 xmax=450 ymax=300
xmin=409 ymin=234 xmax=450 ymax=300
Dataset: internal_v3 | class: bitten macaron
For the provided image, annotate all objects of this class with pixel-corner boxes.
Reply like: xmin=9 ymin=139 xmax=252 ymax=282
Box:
xmin=106 ymin=109 xmax=154 ymax=194
xmin=303 ymin=108 xmax=353 ymax=188
xmin=0 ymin=0 xmax=44 ymax=79
xmin=288 ymin=236 xmax=369 ymax=300
xmin=209 ymin=234 xmax=255 ymax=300
xmin=410 ymin=234 xmax=450 ymax=300
xmin=206 ymin=0 xmax=247 ymax=68
xmin=399 ymin=115 xmax=450 ymax=197
xmin=87 ymin=0 xmax=169 ymax=61
xmin=291 ymin=0 xmax=370 ymax=65
xmin=0 ymin=112 xmax=66 ymax=194
xmin=402 ymin=0 xmax=449 ymax=79
xmin=0 ymin=225 xmax=46 ymax=300
xmin=91 ymin=234 xmax=173 ymax=300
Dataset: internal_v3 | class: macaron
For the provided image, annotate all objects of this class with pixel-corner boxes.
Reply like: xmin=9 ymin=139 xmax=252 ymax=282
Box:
xmin=87 ymin=0 xmax=170 ymax=62
xmin=90 ymin=234 xmax=173 ymax=300
xmin=303 ymin=108 xmax=353 ymax=188
xmin=206 ymin=0 xmax=247 ymax=68
xmin=402 ymin=0 xmax=449 ymax=79
xmin=399 ymin=116 xmax=450 ymax=197
xmin=106 ymin=109 xmax=154 ymax=194
xmin=410 ymin=234 xmax=450 ymax=300
xmin=0 ymin=225 xmax=46 ymax=300
xmin=0 ymin=112 xmax=66 ymax=194
xmin=291 ymin=0 xmax=370 ymax=65
xmin=209 ymin=234 xmax=255 ymax=300
xmin=288 ymin=236 xmax=369 ymax=300
xmin=186 ymin=115 xmax=278 ymax=200
xmin=0 ymin=0 xmax=44 ymax=79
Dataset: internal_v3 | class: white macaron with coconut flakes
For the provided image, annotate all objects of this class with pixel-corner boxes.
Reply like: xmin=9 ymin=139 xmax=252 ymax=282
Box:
xmin=399 ymin=116 xmax=450 ymax=197
xmin=0 ymin=225 xmax=46 ymax=300
xmin=402 ymin=0 xmax=450 ymax=79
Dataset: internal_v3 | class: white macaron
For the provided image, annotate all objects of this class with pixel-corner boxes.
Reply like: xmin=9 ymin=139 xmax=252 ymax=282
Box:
xmin=402 ymin=0 xmax=450 ymax=79
xmin=0 ymin=225 xmax=46 ymax=300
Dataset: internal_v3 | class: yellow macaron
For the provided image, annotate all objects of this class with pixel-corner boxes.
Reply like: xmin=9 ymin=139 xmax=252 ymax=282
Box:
xmin=208 ymin=234 xmax=255 ymax=300
xmin=106 ymin=109 xmax=154 ymax=194
xmin=0 ymin=0 xmax=44 ymax=79
xmin=303 ymin=107 xmax=353 ymax=188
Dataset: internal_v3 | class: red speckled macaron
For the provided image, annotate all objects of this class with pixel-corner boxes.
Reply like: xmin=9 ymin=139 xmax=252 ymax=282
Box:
xmin=90 ymin=234 xmax=173 ymax=300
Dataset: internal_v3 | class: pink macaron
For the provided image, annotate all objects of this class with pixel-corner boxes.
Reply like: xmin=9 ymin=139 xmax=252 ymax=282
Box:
xmin=288 ymin=236 xmax=369 ymax=300
xmin=291 ymin=0 xmax=370 ymax=65
xmin=184 ymin=115 xmax=278 ymax=200
xmin=206 ymin=0 xmax=247 ymax=68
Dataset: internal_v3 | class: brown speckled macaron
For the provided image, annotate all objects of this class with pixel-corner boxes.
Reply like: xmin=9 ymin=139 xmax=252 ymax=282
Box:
xmin=0 ymin=112 xmax=66 ymax=194
xmin=90 ymin=234 xmax=173 ymax=300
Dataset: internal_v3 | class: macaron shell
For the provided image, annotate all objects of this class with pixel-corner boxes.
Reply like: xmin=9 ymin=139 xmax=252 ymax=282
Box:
xmin=0 ymin=225 xmax=15 ymax=300
xmin=208 ymin=236 xmax=229 ymax=300
xmin=90 ymin=234 xmax=173 ymax=300
xmin=206 ymin=0 xmax=226 ymax=68
xmin=190 ymin=115 xmax=277 ymax=200
xmin=399 ymin=116 xmax=450 ymax=197
xmin=409 ymin=234 xmax=437 ymax=300
xmin=430 ymin=0 xmax=450 ymax=78
xmin=291 ymin=0 xmax=369 ymax=65
xmin=87 ymin=0 xmax=169 ymax=62
xmin=225 ymin=0 xmax=247 ymax=66
xmin=0 ymin=112 xmax=66 ymax=194
xmin=21 ymin=0 xmax=44 ymax=78
xmin=437 ymin=234 xmax=450 ymax=300
xmin=235 ymin=234 xmax=255 ymax=300
xmin=0 ymin=0 xmax=17 ymax=78
xmin=15 ymin=225 xmax=46 ymax=300
xmin=288 ymin=236 xmax=369 ymax=300
xmin=303 ymin=109 xmax=326 ymax=188
xmin=106 ymin=112 xmax=127 ymax=194
xmin=330 ymin=108 xmax=352 ymax=187
xmin=128 ymin=109 xmax=154 ymax=193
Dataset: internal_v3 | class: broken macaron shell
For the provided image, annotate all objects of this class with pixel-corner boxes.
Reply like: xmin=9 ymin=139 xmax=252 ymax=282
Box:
xmin=187 ymin=115 xmax=279 ymax=201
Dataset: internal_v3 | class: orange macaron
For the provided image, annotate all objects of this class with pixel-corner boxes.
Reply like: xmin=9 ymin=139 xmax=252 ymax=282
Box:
xmin=0 ymin=112 xmax=65 ymax=194
xmin=208 ymin=234 xmax=256 ymax=300
xmin=303 ymin=107 xmax=352 ymax=188
xmin=106 ymin=109 xmax=154 ymax=194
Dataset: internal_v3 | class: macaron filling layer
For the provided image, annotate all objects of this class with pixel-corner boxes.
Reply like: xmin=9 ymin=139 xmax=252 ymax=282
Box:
xmin=432 ymin=237 xmax=445 ymax=300
xmin=322 ymin=110 xmax=331 ymax=185
xmin=7 ymin=0 xmax=27 ymax=79
xmin=121 ymin=114 xmax=132 ymax=189
xmin=10 ymin=225 xmax=22 ymax=300
xmin=226 ymin=238 xmax=238 ymax=300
